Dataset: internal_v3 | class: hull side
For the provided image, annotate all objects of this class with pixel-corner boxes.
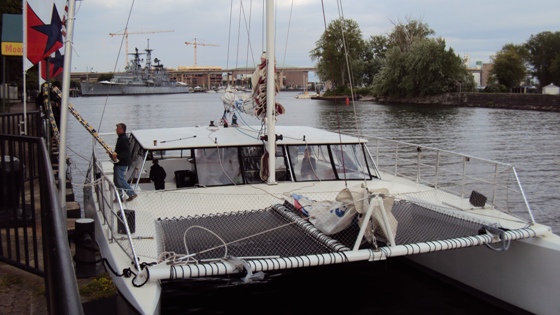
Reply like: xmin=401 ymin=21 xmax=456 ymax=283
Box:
xmin=83 ymin=182 xmax=161 ymax=315
xmin=81 ymin=125 xmax=560 ymax=315
xmin=409 ymin=233 xmax=560 ymax=315
xmin=80 ymin=82 xmax=191 ymax=96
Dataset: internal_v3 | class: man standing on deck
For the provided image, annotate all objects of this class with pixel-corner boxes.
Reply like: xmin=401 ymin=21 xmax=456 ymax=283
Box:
xmin=112 ymin=123 xmax=137 ymax=202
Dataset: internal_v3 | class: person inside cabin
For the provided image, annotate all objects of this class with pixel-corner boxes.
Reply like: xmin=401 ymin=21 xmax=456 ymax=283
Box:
xmin=300 ymin=148 xmax=317 ymax=180
xmin=149 ymin=159 xmax=167 ymax=190
xmin=112 ymin=123 xmax=138 ymax=202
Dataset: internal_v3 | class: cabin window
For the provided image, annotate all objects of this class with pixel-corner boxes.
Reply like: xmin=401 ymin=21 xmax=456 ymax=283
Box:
xmin=289 ymin=145 xmax=336 ymax=181
xmin=194 ymin=147 xmax=242 ymax=186
xmin=241 ymin=146 xmax=264 ymax=184
xmin=274 ymin=146 xmax=290 ymax=181
xmin=240 ymin=146 xmax=289 ymax=183
xmin=149 ymin=149 xmax=192 ymax=160
xmin=129 ymin=136 xmax=143 ymax=158
xmin=127 ymin=137 xmax=145 ymax=180
xmin=331 ymin=144 xmax=371 ymax=179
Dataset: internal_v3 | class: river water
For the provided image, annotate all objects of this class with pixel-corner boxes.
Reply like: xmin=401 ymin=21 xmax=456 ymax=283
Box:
xmin=67 ymin=91 xmax=560 ymax=234
xmin=67 ymin=91 xmax=558 ymax=313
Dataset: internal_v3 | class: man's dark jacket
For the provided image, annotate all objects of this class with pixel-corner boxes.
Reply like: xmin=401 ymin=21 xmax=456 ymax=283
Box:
xmin=114 ymin=133 xmax=132 ymax=166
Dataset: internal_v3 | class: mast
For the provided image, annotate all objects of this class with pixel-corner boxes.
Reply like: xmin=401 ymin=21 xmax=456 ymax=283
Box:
xmin=144 ymin=39 xmax=152 ymax=80
xmin=266 ymin=0 xmax=276 ymax=184
xmin=58 ymin=0 xmax=76 ymax=217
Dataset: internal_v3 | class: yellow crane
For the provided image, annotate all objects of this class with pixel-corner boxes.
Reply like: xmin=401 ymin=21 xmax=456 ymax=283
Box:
xmin=184 ymin=38 xmax=219 ymax=67
xmin=109 ymin=29 xmax=175 ymax=64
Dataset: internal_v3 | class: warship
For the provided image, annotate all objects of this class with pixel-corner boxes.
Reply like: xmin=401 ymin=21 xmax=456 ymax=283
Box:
xmin=80 ymin=44 xmax=191 ymax=96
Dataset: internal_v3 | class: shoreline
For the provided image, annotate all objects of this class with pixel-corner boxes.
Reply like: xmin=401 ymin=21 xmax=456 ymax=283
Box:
xmin=315 ymin=92 xmax=560 ymax=112
xmin=5 ymin=91 xmax=560 ymax=114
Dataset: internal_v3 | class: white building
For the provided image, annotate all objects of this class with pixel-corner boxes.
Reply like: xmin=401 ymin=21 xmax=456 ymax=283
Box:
xmin=542 ymin=83 xmax=560 ymax=95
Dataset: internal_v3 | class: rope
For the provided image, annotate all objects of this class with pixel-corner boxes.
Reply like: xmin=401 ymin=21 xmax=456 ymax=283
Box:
xmin=226 ymin=0 xmax=234 ymax=70
xmin=96 ymin=0 xmax=137 ymax=134
xmin=281 ymin=0 xmax=295 ymax=69
xmin=51 ymin=86 xmax=117 ymax=162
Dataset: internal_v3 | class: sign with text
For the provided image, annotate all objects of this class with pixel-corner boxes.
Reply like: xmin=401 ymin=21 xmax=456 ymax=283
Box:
xmin=2 ymin=42 xmax=23 ymax=56
xmin=1 ymin=14 xmax=23 ymax=56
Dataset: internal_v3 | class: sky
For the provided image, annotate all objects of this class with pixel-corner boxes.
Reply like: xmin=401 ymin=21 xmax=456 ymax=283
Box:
xmin=69 ymin=0 xmax=560 ymax=74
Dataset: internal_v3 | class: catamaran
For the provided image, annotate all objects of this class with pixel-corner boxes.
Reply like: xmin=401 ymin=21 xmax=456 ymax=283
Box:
xmin=45 ymin=1 xmax=560 ymax=314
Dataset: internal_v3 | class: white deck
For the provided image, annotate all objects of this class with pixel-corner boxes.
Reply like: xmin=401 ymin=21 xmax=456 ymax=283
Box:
xmin=84 ymin=125 xmax=560 ymax=315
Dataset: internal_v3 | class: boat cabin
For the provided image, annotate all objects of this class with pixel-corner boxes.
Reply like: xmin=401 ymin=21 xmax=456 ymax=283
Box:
xmin=126 ymin=126 xmax=380 ymax=190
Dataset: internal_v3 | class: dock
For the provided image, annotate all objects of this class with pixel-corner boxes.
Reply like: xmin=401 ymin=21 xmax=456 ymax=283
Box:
xmin=2 ymin=101 xmax=81 ymax=218
xmin=0 ymin=101 xmax=122 ymax=314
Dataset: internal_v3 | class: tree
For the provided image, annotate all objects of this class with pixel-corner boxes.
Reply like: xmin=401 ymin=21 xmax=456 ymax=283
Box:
xmin=309 ymin=18 xmax=365 ymax=89
xmin=524 ymin=31 xmax=560 ymax=86
xmin=97 ymin=73 xmax=114 ymax=82
xmin=490 ymin=44 xmax=527 ymax=91
xmin=407 ymin=38 xmax=472 ymax=95
xmin=361 ymin=35 xmax=388 ymax=86
xmin=0 ymin=0 xmax=20 ymax=14
xmin=372 ymin=47 xmax=407 ymax=96
xmin=387 ymin=17 xmax=434 ymax=53
xmin=372 ymin=19 xmax=472 ymax=97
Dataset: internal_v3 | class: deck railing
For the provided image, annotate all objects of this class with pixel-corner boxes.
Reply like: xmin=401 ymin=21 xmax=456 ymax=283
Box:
xmin=364 ymin=136 xmax=534 ymax=224
xmin=0 ymin=132 xmax=83 ymax=315
xmin=89 ymin=156 xmax=142 ymax=272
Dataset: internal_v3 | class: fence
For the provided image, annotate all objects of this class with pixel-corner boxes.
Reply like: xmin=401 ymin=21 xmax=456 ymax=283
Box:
xmin=0 ymin=111 xmax=83 ymax=314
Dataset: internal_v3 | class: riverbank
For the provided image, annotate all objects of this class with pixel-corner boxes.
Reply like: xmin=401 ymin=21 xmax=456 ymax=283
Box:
xmin=319 ymin=92 xmax=560 ymax=112
xmin=7 ymin=91 xmax=560 ymax=114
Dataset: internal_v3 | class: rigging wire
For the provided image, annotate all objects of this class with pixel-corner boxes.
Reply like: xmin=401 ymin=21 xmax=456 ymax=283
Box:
xmin=245 ymin=0 xmax=253 ymax=69
xmin=97 ymin=0 xmax=137 ymax=133
xmin=72 ymin=0 xmax=137 ymax=193
xmin=239 ymin=0 xmax=257 ymax=67
xmin=226 ymin=0 xmax=234 ymax=70
xmin=320 ymin=0 xmax=348 ymax=186
xmin=335 ymin=0 xmax=362 ymax=139
xmin=335 ymin=0 xmax=368 ymax=185
xmin=235 ymin=2 xmax=243 ymax=69
xmin=261 ymin=1 xmax=265 ymax=52
xmin=281 ymin=0 xmax=295 ymax=69
xmin=319 ymin=0 xmax=370 ymax=186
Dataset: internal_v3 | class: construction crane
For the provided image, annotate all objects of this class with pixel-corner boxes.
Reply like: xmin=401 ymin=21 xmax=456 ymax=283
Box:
xmin=109 ymin=29 xmax=175 ymax=64
xmin=184 ymin=38 xmax=219 ymax=67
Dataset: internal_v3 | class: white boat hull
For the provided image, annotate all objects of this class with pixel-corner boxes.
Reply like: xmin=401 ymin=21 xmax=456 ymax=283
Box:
xmin=83 ymin=182 xmax=162 ymax=315
xmin=84 ymin=126 xmax=560 ymax=314
xmin=409 ymin=233 xmax=560 ymax=314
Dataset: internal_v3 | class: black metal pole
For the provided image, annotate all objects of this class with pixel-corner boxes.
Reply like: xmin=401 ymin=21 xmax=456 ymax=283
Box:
xmin=2 ymin=55 xmax=5 ymax=112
